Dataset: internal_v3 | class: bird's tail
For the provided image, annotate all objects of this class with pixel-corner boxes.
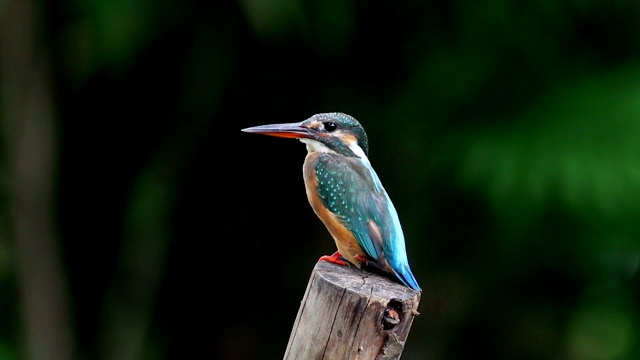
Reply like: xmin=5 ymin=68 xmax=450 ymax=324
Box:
xmin=393 ymin=264 xmax=421 ymax=291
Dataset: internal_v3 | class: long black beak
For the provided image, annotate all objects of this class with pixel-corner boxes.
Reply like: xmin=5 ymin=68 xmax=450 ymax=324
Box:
xmin=241 ymin=122 xmax=314 ymax=139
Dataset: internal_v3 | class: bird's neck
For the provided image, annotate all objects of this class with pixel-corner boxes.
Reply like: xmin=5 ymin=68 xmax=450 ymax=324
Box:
xmin=300 ymin=138 xmax=370 ymax=164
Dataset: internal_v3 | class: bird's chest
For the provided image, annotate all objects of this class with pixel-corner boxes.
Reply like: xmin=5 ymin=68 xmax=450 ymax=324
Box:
xmin=303 ymin=153 xmax=323 ymax=212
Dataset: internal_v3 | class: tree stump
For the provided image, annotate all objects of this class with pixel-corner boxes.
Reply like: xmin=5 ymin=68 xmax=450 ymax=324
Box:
xmin=284 ymin=261 xmax=421 ymax=360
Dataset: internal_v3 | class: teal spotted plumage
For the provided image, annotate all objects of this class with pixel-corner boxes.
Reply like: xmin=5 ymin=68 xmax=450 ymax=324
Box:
xmin=242 ymin=113 xmax=421 ymax=291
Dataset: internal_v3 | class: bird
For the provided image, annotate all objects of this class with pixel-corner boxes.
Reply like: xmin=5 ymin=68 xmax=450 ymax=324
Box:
xmin=241 ymin=112 xmax=421 ymax=291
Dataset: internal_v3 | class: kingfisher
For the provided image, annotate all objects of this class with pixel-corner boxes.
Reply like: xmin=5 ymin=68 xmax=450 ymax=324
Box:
xmin=241 ymin=113 xmax=420 ymax=291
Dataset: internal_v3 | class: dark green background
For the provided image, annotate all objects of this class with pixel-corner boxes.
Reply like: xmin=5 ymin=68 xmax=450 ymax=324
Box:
xmin=2 ymin=0 xmax=640 ymax=359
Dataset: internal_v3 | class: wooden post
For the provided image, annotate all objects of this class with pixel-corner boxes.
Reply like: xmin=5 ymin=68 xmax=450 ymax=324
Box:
xmin=284 ymin=261 xmax=421 ymax=360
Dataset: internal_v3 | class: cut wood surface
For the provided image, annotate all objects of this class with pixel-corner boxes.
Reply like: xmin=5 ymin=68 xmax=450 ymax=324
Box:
xmin=284 ymin=261 xmax=421 ymax=360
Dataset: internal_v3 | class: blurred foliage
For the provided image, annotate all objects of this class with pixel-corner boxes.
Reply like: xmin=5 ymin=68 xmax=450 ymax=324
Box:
xmin=2 ymin=0 xmax=640 ymax=359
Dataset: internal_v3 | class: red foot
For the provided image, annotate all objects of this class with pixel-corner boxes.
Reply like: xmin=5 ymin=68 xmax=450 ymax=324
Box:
xmin=318 ymin=251 xmax=348 ymax=266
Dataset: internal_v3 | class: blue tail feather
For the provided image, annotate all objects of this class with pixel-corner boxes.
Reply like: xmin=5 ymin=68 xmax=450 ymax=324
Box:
xmin=395 ymin=264 xmax=421 ymax=291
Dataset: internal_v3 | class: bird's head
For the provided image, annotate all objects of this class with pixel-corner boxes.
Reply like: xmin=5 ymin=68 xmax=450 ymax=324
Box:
xmin=241 ymin=113 xmax=369 ymax=160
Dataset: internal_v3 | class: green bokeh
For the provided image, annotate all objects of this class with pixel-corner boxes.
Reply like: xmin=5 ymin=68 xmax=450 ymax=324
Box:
xmin=2 ymin=0 xmax=639 ymax=359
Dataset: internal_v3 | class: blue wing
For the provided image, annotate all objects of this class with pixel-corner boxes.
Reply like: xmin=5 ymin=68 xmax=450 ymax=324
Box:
xmin=314 ymin=153 xmax=420 ymax=290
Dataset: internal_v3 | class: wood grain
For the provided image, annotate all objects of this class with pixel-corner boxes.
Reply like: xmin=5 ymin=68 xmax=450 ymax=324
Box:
xmin=284 ymin=261 xmax=421 ymax=360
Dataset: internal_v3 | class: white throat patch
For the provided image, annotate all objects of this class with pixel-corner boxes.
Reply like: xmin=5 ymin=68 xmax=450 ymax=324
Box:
xmin=299 ymin=138 xmax=370 ymax=164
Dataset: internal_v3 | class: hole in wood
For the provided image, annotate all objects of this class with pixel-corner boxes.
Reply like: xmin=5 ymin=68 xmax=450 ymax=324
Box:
xmin=381 ymin=299 xmax=403 ymax=330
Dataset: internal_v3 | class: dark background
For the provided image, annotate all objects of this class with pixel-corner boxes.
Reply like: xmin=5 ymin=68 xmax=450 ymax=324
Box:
xmin=2 ymin=0 xmax=640 ymax=359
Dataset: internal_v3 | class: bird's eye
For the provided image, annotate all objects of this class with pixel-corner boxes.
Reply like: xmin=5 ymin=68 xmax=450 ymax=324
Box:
xmin=324 ymin=121 xmax=337 ymax=132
